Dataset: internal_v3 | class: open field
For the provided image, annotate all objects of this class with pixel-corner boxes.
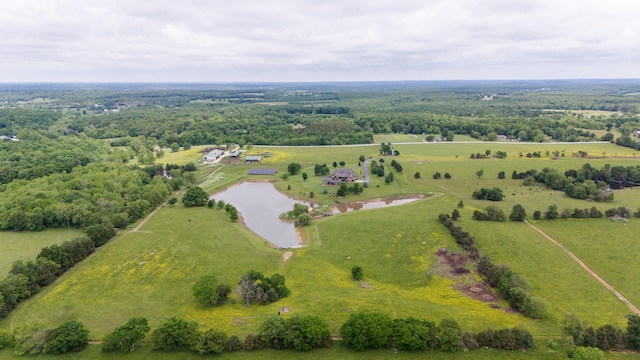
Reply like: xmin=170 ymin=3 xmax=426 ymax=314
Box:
xmin=3 ymin=139 xmax=640 ymax=358
xmin=0 ymin=229 xmax=84 ymax=275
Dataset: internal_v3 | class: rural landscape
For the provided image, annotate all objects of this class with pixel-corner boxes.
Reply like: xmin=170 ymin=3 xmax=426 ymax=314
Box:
xmin=2 ymin=80 xmax=640 ymax=359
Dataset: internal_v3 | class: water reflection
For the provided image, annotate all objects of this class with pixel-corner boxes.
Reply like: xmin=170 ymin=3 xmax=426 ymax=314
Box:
xmin=331 ymin=198 xmax=419 ymax=213
xmin=212 ymin=182 xmax=307 ymax=248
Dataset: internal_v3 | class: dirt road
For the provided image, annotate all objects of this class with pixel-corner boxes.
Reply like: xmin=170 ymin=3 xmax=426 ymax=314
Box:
xmin=525 ymin=220 xmax=640 ymax=314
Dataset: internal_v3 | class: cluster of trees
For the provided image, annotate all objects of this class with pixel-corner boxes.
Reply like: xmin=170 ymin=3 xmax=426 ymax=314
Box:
xmin=438 ymin=213 xmax=480 ymax=260
xmin=524 ymin=164 xmax=640 ymax=201
xmin=432 ymin=171 xmax=451 ymax=179
xmin=472 ymin=204 xmax=526 ymax=222
xmin=379 ymin=143 xmax=398 ymax=155
xmin=192 ymin=275 xmax=232 ymax=306
xmin=562 ymin=314 xmax=640 ymax=352
xmin=532 ymin=204 xmax=637 ymax=220
xmin=0 ymin=132 xmax=110 ymax=185
xmin=472 ymin=205 xmax=506 ymax=221
xmin=11 ymin=320 xmax=89 ymax=355
xmin=369 ymin=160 xmax=385 ymax=177
xmin=1 ymin=237 xmax=97 ymax=319
xmin=182 ymin=186 xmax=209 ymax=207
xmin=340 ymin=311 xmax=534 ymax=352
xmin=616 ymin=134 xmax=640 ymax=151
xmin=0 ymin=162 xmax=173 ymax=231
xmin=257 ymin=315 xmax=331 ymax=351
xmin=470 ymin=150 xmax=507 ymax=159
xmin=389 ymin=159 xmax=403 ymax=173
xmin=336 ymin=182 xmax=364 ymax=197
xmin=289 ymin=203 xmax=312 ymax=226
xmin=472 ymin=187 xmax=505 ymax=201
xmin=237 ymin=271 xmax=290 ymax=306
xmin=477 ymin=257 xmax=547 ymax=318
xmin=438 ymin=214 xmax=546 ymax=318
xmin=313 ymin=163 xmax=330 ymax=176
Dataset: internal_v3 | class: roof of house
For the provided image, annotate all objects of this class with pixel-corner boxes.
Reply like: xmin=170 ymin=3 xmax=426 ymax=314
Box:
xmin=246 ymin=155 xmax=262 ymax=161
xmin=204 ymin=149 xmax=224 ymax=158
xmin=230 ymin=150 xmax=240 ymax=157
xmin=331 ymin=168 xmax=356 ymax=178
xmin=248 ymin=168 xmax=278 ymax=175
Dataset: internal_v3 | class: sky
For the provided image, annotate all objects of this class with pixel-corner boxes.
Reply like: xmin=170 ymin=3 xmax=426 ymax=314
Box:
xmin=1 ymin=0 xmax=639 ymax=82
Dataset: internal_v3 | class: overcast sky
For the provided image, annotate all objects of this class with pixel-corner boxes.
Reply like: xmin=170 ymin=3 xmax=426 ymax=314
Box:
xmin=1 ymin=0 xmax=639 ymax=82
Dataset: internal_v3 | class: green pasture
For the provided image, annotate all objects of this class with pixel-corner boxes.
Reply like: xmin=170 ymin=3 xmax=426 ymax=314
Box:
xmin=0 ymin=229 xmax=84 ymax=275
xmin=373 ymin=133 xmax=424 ymax=143
xmin=3 ymin=140 xmax=640 ymax=358
xmin=534 ymin=218 xmax=640 ymax=309
xmin=0 ymin=342 xmax=604 ymax=360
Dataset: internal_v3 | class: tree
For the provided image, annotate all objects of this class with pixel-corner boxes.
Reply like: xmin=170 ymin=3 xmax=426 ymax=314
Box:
xmin=359 ymin=155 xmax=365 ymax=162
xmin=302 ymin=172 xmax=308 ymax=181
xmin=438 ymin=318 xmax=462 ymax=352
xmin=193 ymin=275 xmax=222 ymax=306
xmin=339 ymin=160 xmax=346 ymax=166
xmin=216 ymin=200 xmax=225 ymax=209
xmin=46 ymin=320 xmax=89 ymax=354
xmin=229 ymin=208 xmax=239 ymax=222
xmin=444 ymin=172 xmax=451 ymax=179
xmin=168 ymin=197 xmax=177 ymax=206
xmin=451 ymin=209 xmax=460 ymax=220
xmin=498 ymin=171 xmax=506 ymax=179
xmin=545 ymin=204 xmax=559 ymax=219
xmin=341 ymin=312 xmax=393 ymax=351
xmin=414 ymin=172 xmax=420 ymax=179
xmin=457 ymin=200 xmax=464 ymax=208
xmin=572 ymin=346 xmax=604 ymax=360
xmin=287 ymin=162 xmax=302 ymax=175
xmin=628 ymin=314 xmax=640 ymax=350
xmin=237 ymin=276 xmax=256 ymax=306
xmin=297 ymin=214 xmax=312 ymax=227
xmin=85 ymin=223 xmax=116 ymax=247
xmin=207 ymin=199 xmax=215 ymax=208
xmin=332 ymin=161 xmax=338 ymax=168
xmin=533 ymin=210 xmax=541 ymax=220
xmin=150 ymin=317 xmax=200 ymax=351
xmin=170 ymin=142 xmax=180 ymax=152
xmin=194 ymin=329 xmax=228 ymax=355
xmin=102 ymin=317 xmax=150 ymax=352
xmin=182 ymin=186 xmax=208 ymax=207
xmin=283 ymin=315 xmax=331 ymax=351
xmin=509 ymin=204 xmax=526 ymax=221
xmin=351 ymin=266 xmax=363 ymax=281
xmin=259 ymin=315 xmax=287 ymax=349
xmin=476 ymin=168 xmax=484 ymax=179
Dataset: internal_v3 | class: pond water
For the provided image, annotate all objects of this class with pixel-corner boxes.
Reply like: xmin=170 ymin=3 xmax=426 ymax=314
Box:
xmin=212 ymin=182 xmax=307 ymax=248
xmin=212 ymin=182 xmax=421 ymax=248
xmin=331 ymin=198 xmax=419 ymax=213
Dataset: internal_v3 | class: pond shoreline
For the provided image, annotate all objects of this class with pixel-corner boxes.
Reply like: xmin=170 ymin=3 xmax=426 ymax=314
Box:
xmin=209 ymin=180 xmax=428 ymax=248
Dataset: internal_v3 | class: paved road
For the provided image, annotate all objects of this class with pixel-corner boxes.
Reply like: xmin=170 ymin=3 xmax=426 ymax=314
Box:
xmin=525 ymin=220 xmax=640 ymax=315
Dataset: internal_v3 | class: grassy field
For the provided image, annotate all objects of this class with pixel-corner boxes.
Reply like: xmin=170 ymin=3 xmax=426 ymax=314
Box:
xmin=3 ymin=139 xmax=640 ymax=359
xmin=0 ymin=229 xmax=84 ymax=275
xmin=0 ymin=342 xmax=607 ymax=360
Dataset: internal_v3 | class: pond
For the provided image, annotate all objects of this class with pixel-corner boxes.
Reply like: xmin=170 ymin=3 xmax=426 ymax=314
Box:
xmin=212 ymin=182 xmax=422 ymax=248
xmin=211 ymin=182 xmax=308 ymax=248
xmin=331 ymin=198 xmax=419 ymax=213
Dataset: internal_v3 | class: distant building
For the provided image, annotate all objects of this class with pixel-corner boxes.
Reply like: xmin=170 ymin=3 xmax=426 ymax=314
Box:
xmin=497 ymin=135 xmax=508 ymax=141
xmin=230 ymin=150 xmax=240 ymax=157
xmin=324 ymin=168 xmax=357 ymax=185
xmin=634 ymin=130 xmax=640 ymax=138
xmin=0 ymin=135 xmax=19 ymax=141
xmin=203 ymin=149 xmax=224 ymax=163
xmin=245 ymin=155 xmax=262 ymax=163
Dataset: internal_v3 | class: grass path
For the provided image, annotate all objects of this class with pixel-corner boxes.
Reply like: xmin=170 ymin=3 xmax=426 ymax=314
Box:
xmin=524 ymin=220 xmax=640 ymax=315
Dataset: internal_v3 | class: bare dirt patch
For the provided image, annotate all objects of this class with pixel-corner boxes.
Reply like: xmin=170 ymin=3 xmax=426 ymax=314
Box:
xmin=282 ymin=251 xmax=293 ymax=264
xmin=433 ymin=247 xmax=500 ymax=304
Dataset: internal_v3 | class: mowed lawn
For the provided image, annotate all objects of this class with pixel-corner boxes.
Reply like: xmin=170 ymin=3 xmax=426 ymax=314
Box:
xmin=0 ymin=229 xmax=84 ymax=275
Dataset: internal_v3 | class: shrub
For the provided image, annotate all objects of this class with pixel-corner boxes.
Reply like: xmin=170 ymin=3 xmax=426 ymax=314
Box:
xmin=150 ymin=317 xmax=200 ymax=351
xmin=243 ymin=334 xmax=264 ymax=350
xmin=45 ymin=320 xmax=89 ymax=354
xmin=226 ymin=335 xmax=243 ymax=351
xmin=341 ymin=312 xmax=393 ymax=351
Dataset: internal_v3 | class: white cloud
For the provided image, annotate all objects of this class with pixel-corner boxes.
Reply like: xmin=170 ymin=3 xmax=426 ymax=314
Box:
xmin=0 ymin=0 xmax=639 ymax=81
